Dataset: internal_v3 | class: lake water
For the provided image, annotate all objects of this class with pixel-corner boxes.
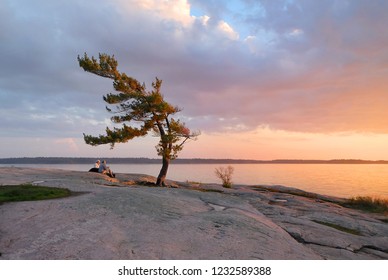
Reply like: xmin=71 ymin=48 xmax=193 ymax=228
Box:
xmin=1 ymin=163 xmax=388 ymax=199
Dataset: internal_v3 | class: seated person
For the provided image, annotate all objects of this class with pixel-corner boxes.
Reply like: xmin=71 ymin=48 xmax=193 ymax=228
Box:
xmin=98 ymin=160 xmax=115 ymax=178
xmin=88 ymin=160 xmax=100 ymax=172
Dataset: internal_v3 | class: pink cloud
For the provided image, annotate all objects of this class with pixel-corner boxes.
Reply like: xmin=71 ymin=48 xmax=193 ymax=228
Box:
xmin=1 ymin=0 xmax=387 ymax=161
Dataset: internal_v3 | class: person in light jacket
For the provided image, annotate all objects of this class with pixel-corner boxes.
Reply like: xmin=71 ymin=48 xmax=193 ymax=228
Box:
xmin=98 ymin=160 xmax=115 ymax=178
xmin=88 ymin=160 xmax=100 ymax=173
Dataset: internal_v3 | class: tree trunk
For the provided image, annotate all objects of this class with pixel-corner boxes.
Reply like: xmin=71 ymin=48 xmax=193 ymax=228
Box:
xmin=156 ymin=156 xmax=170 ymax=186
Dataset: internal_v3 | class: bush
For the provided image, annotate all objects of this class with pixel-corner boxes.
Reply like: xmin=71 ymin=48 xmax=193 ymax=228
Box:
xmin=215 ymin=166 xmax=234 ymax=188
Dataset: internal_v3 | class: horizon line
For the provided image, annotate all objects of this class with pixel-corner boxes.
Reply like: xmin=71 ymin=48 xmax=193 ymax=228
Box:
xmin=1 ymin=157 xmax=388 ymax=162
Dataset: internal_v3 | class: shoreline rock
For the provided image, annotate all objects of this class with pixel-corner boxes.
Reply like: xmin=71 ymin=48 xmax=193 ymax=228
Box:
xmin=1 ymin=167 xmax=387 ymax=260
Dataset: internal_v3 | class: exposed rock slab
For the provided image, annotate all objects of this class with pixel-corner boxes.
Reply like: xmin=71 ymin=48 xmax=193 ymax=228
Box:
xmin=1 ymin=167 xmax=387 ymax=260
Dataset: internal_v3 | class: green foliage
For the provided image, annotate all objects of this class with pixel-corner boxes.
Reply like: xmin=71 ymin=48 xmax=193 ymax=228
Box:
xmin=215 ymin=166 xmax=234 ymax=188
xmin=78 ymin=53 xmax=199 ymax=160
xmin=0 ymin=184 xmax=71 ymax=203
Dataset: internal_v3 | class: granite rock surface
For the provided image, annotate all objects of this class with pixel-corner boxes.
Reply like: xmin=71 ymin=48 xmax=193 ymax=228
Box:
xmin=1 ymin=167 xmax=387 ymax=259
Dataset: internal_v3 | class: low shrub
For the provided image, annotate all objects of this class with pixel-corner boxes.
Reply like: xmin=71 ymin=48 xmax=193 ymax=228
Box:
xmin=215 ymin=166 xmax=234 ymax=188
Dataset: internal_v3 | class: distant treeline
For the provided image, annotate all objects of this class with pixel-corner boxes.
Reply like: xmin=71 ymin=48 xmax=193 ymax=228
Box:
xmin=1 ymin=157 xmax=388 ymax=164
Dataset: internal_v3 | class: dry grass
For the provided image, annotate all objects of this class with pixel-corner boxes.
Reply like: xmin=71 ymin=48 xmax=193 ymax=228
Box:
xmin=342 ymin=196 xmax=388 ymax=214
xmin=215 ymin=166 xmax=234 ymax=188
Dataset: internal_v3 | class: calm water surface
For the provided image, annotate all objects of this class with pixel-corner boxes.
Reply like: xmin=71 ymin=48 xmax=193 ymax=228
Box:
xmin=2 ymin=163 xmax=388 ymax=198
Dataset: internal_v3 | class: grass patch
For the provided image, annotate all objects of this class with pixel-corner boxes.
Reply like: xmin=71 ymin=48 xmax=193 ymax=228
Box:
xmin=312 ymin=220 xmax=362 ymax=236
xmin=342 ymin=196 xmax=388 ymax=214
xmin=0 ymin=184 xmax=72 ymax=203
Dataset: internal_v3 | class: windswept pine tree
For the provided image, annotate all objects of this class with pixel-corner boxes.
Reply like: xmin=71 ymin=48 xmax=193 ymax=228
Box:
xmin=78 ymin=53 xmax=199 ymax=186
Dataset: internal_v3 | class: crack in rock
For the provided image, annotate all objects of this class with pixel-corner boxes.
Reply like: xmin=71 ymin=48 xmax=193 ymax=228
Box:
xmin=286 ymin=229 xmax=388 ymax=259
xmin=286 ymin=230 xmax=351 ymax=251
xmin=355 ymin=245 xmax=388 ymax=255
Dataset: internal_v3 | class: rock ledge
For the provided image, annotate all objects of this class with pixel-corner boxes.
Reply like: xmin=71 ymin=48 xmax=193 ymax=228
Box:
xmin=1 ymin=167 xmax=387 ymax=260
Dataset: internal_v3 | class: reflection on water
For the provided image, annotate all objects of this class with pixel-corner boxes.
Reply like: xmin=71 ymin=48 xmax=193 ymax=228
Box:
xmin=170 ymin=164 xmax=388 ymax=199
xmin=2 ymin=163 xmax=388 ymax=198
xmin=230 ymin=164 xmax=388 ymax=199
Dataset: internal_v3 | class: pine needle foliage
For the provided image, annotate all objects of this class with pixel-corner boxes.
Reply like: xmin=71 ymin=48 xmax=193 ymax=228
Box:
xmin=78 ymin=53 xmax=199 ymax=186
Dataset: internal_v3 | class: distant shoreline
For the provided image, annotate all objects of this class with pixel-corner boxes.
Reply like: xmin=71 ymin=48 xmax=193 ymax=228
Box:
xmin=1 ymin=157 xmax=388 ymax=164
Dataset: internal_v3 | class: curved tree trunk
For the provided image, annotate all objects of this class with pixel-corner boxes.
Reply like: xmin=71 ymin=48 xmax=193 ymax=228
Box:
xmin=156 ymin=156 xmax=170 ymax=186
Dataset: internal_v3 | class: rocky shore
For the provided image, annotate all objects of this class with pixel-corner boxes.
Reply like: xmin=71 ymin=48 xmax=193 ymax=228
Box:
xmin=1 ymin=167 xmax=387 ymax=259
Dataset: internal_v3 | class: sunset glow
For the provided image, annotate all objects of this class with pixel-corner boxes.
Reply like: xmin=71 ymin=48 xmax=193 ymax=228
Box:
xmin=1 ymin=0 xmax=387 ymax=160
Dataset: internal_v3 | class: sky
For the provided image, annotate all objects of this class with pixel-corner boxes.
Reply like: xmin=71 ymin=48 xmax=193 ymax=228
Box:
xmin=1 ymin=0 xmax=388 ymax=160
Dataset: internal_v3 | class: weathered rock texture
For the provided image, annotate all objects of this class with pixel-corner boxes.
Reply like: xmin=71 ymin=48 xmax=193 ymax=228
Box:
xmin=1 ymin=167 xmax=387 ymax=259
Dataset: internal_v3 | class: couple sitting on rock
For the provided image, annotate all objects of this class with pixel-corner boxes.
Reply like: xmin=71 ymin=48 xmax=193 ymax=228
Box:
xmin=89 ymin=160 xmax=115 ymax=178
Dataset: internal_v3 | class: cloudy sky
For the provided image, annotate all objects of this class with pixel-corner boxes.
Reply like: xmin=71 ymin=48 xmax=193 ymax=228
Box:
xmin=1 ymin=0 xmax=388 ymax=160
